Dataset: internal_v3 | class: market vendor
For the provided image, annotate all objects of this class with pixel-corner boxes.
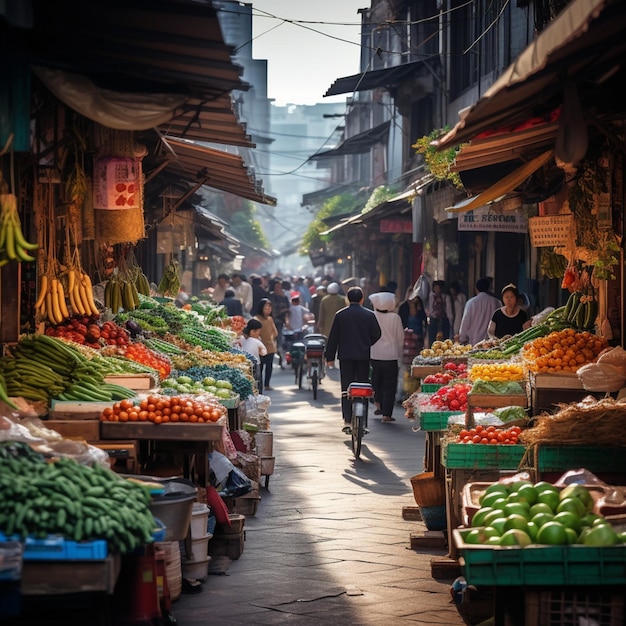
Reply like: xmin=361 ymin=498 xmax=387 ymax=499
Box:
xmin=487 ymin=283 xmax=531 ymax=339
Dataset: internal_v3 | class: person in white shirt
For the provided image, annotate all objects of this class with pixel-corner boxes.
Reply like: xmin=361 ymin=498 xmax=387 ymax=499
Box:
xmin=286 ymin=293 xmax=312 ymax=341
xmin=369 ymin=292 xmax=405 ymax=423
xmin=458 ymin=278 xmax=502 ymax=345
xmin=231 ymin=273 xmax=253 ymax=317
xmin=238 ymin=319 xmax=267 ymax=390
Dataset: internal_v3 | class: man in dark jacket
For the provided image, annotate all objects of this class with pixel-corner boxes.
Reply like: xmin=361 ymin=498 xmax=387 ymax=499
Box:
xmin=220 ymin=288 xmax=244 ymax=317
xmin=325 ymin=286 xmax=381 ymax=433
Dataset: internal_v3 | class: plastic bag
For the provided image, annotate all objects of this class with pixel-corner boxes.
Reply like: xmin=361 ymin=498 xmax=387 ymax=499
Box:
xmin=209 ymin=450 xmax=252 ymax=497
xmin=577 ymin=362 xmax=625 ymax=392
xmin=597 ymin=345 xmax=626 ymax=378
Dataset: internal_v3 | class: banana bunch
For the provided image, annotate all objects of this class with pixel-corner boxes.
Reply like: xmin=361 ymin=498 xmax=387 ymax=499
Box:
xmin=0 ymin=194 xmax=38 ymax=266
xmin=68 ymin=270 xmax=100 ymax=317
xmin=539 ymin=249 xmax=568 ymax=279
xmin=562 ymin=291 xmax=598 ymax=331
xmin=104 ymin=275 xmax=140 ymax=313
xmin=157 ymin=259 xmax=181 ymax=297
xmin=134 ymin=269 xmax=151 ymax=296
xmin=34 ymin=275 xmax=70 ymax=325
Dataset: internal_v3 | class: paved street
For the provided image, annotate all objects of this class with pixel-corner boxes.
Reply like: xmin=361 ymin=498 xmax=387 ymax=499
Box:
xmin=172 ymin=363 xmax=468 ymax=625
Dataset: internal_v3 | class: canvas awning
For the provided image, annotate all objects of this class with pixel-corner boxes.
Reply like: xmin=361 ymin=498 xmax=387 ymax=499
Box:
xmin=310 ymin=121 xmax=391 ymax=159
xmin=156 ymin=136 xmax=276 ymax=206
xmin=447 ymin=150 xmax=554 ymax=213
xmin=324 ymin=60 xmax=434 ymax=97
xmin=437 ymin=0 xmax=626 ymax=150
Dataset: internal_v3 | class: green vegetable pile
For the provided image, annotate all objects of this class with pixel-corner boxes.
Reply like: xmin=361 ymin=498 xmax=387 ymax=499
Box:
xmin=471 ymin=380 xmax=526 ymax=395
xmin=0 ymin=442 xmax=157 ymax=553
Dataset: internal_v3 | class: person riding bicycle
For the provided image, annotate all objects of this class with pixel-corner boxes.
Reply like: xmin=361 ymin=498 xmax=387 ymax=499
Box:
xmin=324 ymin=286 xmax=381 ymax=435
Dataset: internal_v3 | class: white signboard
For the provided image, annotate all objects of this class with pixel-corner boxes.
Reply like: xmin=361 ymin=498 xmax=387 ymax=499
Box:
xmin=457 ymin=206 xmax=528 ymax=233
xmin=528 ymin=214 xmax=575 ymax=246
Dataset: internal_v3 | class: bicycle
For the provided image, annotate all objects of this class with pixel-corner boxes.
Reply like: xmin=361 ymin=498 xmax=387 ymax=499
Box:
xmin=302 ymin=333 xmax=327 ymax=400
xmin=346 ymin=382 xmax=373 ymax=459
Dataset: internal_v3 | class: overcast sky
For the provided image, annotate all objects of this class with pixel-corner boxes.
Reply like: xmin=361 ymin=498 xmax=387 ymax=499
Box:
xmin=250 ymin=1 xmax=366 ymax=106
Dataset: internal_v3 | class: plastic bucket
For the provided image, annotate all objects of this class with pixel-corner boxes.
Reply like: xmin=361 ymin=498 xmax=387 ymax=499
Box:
xmin=255 ymin=431 xmax=273 ymax=457
xmin=181 ymin=557 xmax=210 ymax=581
xmin=190 ymin=503 xmax=210 ymax=539
xmin=188 ymin=535 xmax=211 ymax=561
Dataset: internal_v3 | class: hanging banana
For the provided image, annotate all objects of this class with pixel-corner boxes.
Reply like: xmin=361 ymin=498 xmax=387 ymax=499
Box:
xmin=0 ymin=194 xmax=38 ymax=263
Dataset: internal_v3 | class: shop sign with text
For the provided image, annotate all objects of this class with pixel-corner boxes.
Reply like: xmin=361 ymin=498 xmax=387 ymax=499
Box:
xmin=457 ymin=207 xmax=528 ymax=233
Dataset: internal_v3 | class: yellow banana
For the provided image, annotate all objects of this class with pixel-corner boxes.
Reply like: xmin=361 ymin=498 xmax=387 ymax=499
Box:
xmin=71 ymin=280 xmax=86 ymax=315
xmin=45 ymin=292 xmax=58 ymax=325
xmin=56 ymin=279 xmax=70 ymax=319
xmin=9 ymin=213 xmax=38 ymax=251
xmin=82 ymin=273 xmax=99 ymax=316
xmin=50 ymin=279 xmax=64 ymax=324
xmin=4 ymin=220 xmax=16 ymax=261
xmin=67 ymin=269 xmax=76 ymax=295
xmin=34 ymin=275 xmax=48 ymax=310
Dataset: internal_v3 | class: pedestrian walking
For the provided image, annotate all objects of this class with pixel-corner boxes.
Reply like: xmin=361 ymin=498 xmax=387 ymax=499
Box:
xmin=231 ymin=273 xmax=253 ymax=317
xmin=324 ymin=287 xmax=382 ymax=433
xmin=237 ymin=319 xmax=267 ymax=390
xmin=426 ymin=280 xmax=454 ymax=345
xmin=251 ymin=275 xmax=270 ymax=314
xmin=285 ymin=292 xmax=313 ymax=342
xmin=458 ymin=277 xmax=503 ymax=345
xmin=449 ymin=281 xmax=467 ymax=342
xmin=254 ymin=298 xmax=278 ymax=392
xmin=317 ymin=282 xmax=346 ymax=339
xmin=369 ymin=292 xmax=404 ymax=423
xmin=268 ymin=279 xmax=290 ymax=368
xmin=220 ymin=288 xmax=243 ymax=317
xmin=310 ymin=284 xmax=327 ymax=332
xmin=488 ymin=283 xmax=531 ymax=339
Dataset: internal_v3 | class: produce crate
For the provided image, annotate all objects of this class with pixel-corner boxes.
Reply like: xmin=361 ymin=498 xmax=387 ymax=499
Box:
xmin=460 ymin=482 xmax=611 ymax=527
xmin=218 ymin=393 xmax=240 ymax=409
xmin=524 ymin=587 xmax=625 ymax=626
xmin=420 ymin=383 xmax=445 ymax=393
xmin=104 ymin=374 xmax=156 ymax=390
xmin=411 ymin=365 xmax=442 ymax=378
xmin=42 ymin=419 xmax=100 ymax=441
xmin=534 ymin=445 xmax=626 ymax=474
xmin=467 ymin=393 xmax=528 ymax=409
xmin=1 ymin=536 xmax=109 ymax=561
xmin=442 ymin=442 xmax=527 ymax=470
xmin=419 ymin=411 xmax=463 ymax=431
xmin=0 ymin=541 xmax=22 ymax=581
xmin=453 ymin=528 xmax=626 ymax=586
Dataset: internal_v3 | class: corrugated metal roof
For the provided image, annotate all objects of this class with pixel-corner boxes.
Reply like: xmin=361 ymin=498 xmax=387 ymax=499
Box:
xmin=158 ymin=137 xmax=276 ymax=205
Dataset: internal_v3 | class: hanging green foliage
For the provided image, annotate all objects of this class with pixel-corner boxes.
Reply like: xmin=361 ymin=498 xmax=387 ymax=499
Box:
xmin=412 ymin=128 xmax=464 ymax=189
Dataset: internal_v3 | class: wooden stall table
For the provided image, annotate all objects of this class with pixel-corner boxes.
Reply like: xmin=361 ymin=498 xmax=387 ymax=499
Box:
xmin=531 ymin=372 xmax=607 ymax=415
xmin=100 ymin=422 xmax=224 ymax=487
xmin=465 ymin=391 xmax=529 ymax=428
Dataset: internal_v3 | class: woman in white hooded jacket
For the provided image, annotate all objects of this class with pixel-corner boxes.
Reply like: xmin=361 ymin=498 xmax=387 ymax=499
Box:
xmin=369 ymin=292 xmax=405 ymax=423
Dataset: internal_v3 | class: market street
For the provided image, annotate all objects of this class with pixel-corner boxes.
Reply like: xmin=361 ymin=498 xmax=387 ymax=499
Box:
xmin=172 ymin=364 xmax=467 ymax=625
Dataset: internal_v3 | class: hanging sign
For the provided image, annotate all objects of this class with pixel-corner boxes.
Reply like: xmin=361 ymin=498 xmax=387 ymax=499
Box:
xmin=528 ymin=214 xmax=574 ymax=247
xmin=457 ymin=206 xmax=528 ymax=233
xmin=380 ymin=219 xmax=412 ymax=233
xmin=93 ymin=156 xmax=141 ymax=210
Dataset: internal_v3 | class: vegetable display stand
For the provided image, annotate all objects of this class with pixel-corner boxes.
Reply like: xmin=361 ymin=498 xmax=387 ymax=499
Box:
xmin=100 ymin=422 xmax=223 ymax=487
xmin=411 ymin=365 xmax=442 ymax=379
xmin=531 ymin=373 xmax=607 ymax=415
xmin=466 ymin=392 xmax=528 ymax=428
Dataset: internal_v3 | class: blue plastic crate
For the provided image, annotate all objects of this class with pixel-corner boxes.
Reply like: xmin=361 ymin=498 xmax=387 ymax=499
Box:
xmin=22 ymin=535 xmax=107 ymax=561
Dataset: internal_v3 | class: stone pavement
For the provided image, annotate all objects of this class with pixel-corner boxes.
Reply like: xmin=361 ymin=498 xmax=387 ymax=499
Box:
xmin=172 ymin=363 xmax=469 ymax=625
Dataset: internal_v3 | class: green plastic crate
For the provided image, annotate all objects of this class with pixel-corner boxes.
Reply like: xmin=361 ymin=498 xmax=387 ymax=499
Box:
xmin=442 ymin=442 xmax=526 ymax=469
xmin=420 ymin=383 xmax=445 ymax=393
xmin=536 ymin=445 xmax=626 ymax=473
xmin=419 ymin=411 xmax=463 ymax=431
xmin=453 ymin=528 xmax=626 ymax=586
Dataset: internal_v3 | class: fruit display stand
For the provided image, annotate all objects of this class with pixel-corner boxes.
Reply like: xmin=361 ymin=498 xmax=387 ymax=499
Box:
xmin=410 ymin=364 xmax=442 ymax=381
xmin=530 ymin=372 xmax=606 ymax=415
xmin=466 ymin=391 xmax=528 ymax=428
xmin=100 ymin=422 xmax=224 ymax=487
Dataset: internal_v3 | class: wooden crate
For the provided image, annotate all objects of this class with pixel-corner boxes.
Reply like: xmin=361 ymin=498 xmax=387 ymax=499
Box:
xmin=43 ymin=419 xmax=100 ymax=441
xmin=103 ymin=374 xmax=156 ymax=390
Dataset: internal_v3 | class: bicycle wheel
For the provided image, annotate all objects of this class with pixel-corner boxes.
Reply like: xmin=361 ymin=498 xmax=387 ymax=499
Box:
xmin=297 ymin=362 xmax=304 ymax=389
xmin=311 ymin=370 xmax=318 ymax=399
xmin=351 ymin=403 xmax=363 ymax=459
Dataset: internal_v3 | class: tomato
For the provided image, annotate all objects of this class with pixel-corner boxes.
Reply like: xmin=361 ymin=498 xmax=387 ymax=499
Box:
xmin=471 ymin=435 xmax=481 ymax=443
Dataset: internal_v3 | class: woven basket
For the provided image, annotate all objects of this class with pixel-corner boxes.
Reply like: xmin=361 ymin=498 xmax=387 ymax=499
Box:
xmin=420 ymin=504 xmax=447 ymax=531
xmin=410 ymin=472 xmax=446 ymax=507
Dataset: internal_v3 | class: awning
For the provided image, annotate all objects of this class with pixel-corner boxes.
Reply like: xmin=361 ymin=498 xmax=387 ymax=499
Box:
xmin=193 ymin=205 xmax=240 ymax=255
xmin=447 ymin=150 xmax=555 ymax=213
xmin=437 ymin=0 xmax=626 ymax=150
xmin=301 ymin=183 xmax=361 ymax=207
xmin=324 ymin=60 xmax=433 ymax=97
xmin=310 ymin=121 xmax=391 ymax=159
xmin=156 ymin=136 xmax=276 ymax=206
xmin=16 ymin=0 xmax=254 ymax=147
xmin=320 ymin=176 xmax=434 ymax=235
